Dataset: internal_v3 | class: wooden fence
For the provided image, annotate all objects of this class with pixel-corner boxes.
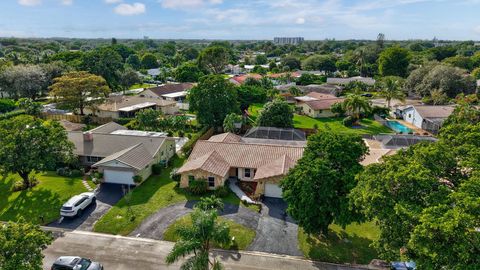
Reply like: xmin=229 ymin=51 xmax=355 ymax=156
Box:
xmin=40 ymin=113 xmax=113 ymax=125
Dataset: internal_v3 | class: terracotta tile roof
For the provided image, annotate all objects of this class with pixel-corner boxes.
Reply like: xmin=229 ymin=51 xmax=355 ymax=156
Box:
xmin=230 ymin=74 xmax=263 ymax=85
xmin=179 ymin=135 xmax=304 ymax=177
xmin=254 ymin=154 xmax=296 ymax=180
xmin=208 ymin=133 xmax=243 ymax=143
xmin=306 ymin=92 xmax=337 ymax=99
xmin=177 ymin=150 xmax=230 ymax=177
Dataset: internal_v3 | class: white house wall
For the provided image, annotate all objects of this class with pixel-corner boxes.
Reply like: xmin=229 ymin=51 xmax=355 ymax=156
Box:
xmin=402 ymin=108 xmax=423 ymax=129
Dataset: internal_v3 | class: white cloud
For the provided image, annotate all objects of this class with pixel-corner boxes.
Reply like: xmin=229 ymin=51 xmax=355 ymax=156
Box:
xmin=114 ymin=2 xmax=146 ymax=15
xmin=160 ymin=0 xmax=222 ymax=9
xmin=60 ymin=0 xmax=73 ymax=5
xmin=105 ymin=0 xmax=123 ymax=4
xmin=296 ymin=17 xmax=305 ymax=24
xmin=18 ymin=0 xmax=41 ymax=6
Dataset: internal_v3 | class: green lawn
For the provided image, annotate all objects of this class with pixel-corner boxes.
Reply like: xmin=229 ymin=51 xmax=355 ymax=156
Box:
xmin=298 ymin=222 xmax=380 ymax=265
xmin=248 ymin=103 xmax=392 ymax=135
xmin=163 ymin=214 xmax=256 ymax=250
xmin=94 ymin=155 xmax=259 ymax=235
xmin=0 ymin=172 xmax=87 ymax=225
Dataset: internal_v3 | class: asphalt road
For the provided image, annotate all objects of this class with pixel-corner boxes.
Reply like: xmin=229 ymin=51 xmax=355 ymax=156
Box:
xmin=43 ymin=230 xmax=373 ymax=270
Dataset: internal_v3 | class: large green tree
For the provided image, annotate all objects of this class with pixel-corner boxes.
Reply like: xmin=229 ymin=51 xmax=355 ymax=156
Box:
xmin=166 ymin=207 xmax=231 ymax=270
xmin=118 ymin=67 xmax=140 ymax=94
xmin=302 ymin=55 xmax=336 ymax=73
xmin=188 ymin=75 xmax=238 ymax=128
xmin=256 ymin=98 xmax=293 ymax=128
xmin=350 ymin=106 xmax=480 ymax=268
xmin=81 ymin=47 xmax=124 ymax=90
xmin=378 ymin=46 xmax=410 ymax=77
xmin=174 ymin=61 xmax=204 ymax=82
xmin=49 ymin=71 xmax=110 ymax=115
xmin=281 ymin=131 xmax=368 ymax=234
xmin=237 ymin=85 xmax=267 ymax=111
xmin=198 ymin=46 xmax=230 ymax=74
xmin=0 ymin=220 xmax=53 ymax=270
xmin=141 ymin=53 xmax=158 ymax=69
xmin=0 ymin=64 xmax=46 ymax=99
xmin=0 ymin=115 xmax=74 ymax=188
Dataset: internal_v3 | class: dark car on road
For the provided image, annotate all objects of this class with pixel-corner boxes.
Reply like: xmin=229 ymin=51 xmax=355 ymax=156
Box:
xmin=51 ymin=256 xmax=103 ymax=270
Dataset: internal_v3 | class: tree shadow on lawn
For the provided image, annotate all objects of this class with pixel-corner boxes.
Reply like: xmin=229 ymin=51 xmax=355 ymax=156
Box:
xmin=0 ymin=185 xmax=63 ymax=225
xmin=304 ymin=228 xmax=378 ymax=265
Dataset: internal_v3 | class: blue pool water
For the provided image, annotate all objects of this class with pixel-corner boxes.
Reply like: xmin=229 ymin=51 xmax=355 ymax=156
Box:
xmin=386 ymin=120 xmax=412 ymax=133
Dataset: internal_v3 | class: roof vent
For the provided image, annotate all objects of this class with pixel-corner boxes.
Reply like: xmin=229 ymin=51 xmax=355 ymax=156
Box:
xmin=83 ymin=131 xmax=93 ymax=142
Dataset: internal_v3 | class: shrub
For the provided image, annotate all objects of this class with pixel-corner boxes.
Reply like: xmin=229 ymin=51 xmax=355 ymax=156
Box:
xmin=56 ymin=167 xmax=71 ymax=177
xmin=178 ymin=130 xmax=185 ymax=137
xmin=114 ymin=117 xmax=133 ymax=125
xmin=343 ymin=116 xmax=356 ymax=127
xmin=188 ymin=180 xmax=208 ymax=195
xmin=0 ymin=109 xmax=25 ymax=120
xmin=170 ymin=168 xmax=181 ymax=182
xmin=69 ymin=169 xmax=83 ymax=177
xmin=371 ymin=106 xmax=390 ymax=117
xmin=133 ymin=175 xmax=143 ymax=184
xmin=214 ymin=186 xmax=229 ymax=198
xmin=152 ymin=164 xmax=162 ymax=175
xmin=331 ymin=102 xmax=346 ymax=117
xmin=181 ymin=126 xmax=210 ymax=157
xmin=0 ymin=99 xmax=16 ymax=113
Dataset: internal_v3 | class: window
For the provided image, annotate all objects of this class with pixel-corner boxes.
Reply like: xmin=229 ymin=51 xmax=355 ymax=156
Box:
xmin=408 ymin=114 xmax=412 ymax=118
xmin=74 ymin=197 xmax=86 ymax=207
xmin=244 ymin=168 xmax=251 ymax=178
xmin=208 ymin=177 xmax=215 ymax=187
xmin=188 ymin=175 xmax=195 ymax=184
xmin=86 ymin=156 xmax=102 ymax=163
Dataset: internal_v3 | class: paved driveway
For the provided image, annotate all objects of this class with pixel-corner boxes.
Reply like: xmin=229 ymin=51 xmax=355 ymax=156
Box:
xmin=130 ymin=198 xmax=300 ymax=256
xmin=47 ymin=184 xmax=124 ymax=231
xmin=249 ymin=197 xmax=301 ymax=256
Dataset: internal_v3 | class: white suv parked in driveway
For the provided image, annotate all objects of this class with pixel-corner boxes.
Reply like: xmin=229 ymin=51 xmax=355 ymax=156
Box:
xmin=61 ymin=192 xmax=96 ymax=217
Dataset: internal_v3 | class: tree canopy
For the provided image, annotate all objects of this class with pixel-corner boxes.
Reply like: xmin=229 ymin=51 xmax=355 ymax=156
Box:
xmin=198 ymin=46 xmax=230 ymax=74
xmin=49 ymin=71 xmax=110 ymax=115
xmin=255 ymin=98 xmax=293 ymax=128
xmin=350 ymin=105 xmax=480 ymax=268
xmin=378 ymin=46 xmax=410 ymax=77
xmin=0 ymin=220 xmax=53 ymax=270
xmin=302 ymin=55 xmax=336 ymax=73
xmin=81 ymin=47 xmax=123 ymax=90
xmin=188 ymin=75 xmax=239 ymax=128
xmin=0 ymin=115 xmax=74 ymax=188
xmin=281 ymin=131 xmax=368 ymax=234
xmin=174 ymin=61 xmax=204 ymax=82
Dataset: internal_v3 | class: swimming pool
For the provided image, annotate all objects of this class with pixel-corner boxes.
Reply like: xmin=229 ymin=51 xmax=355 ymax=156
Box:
xmin=386 ymin=120 xmax=412 ymax=134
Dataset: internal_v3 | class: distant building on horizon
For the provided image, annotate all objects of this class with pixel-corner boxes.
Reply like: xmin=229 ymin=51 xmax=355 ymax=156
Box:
xmin=274 ymin=37 xmax=304 ymax=45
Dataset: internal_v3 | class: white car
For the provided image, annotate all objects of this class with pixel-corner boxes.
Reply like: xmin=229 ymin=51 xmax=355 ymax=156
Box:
xmin=61 ymin=192 xmax=96 ymax=217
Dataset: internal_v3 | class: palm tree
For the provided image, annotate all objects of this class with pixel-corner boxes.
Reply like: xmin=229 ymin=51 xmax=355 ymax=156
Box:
xmin=343 ymin=93 xmax=372 ymax=120
xmin=379 ymin=76 xmax=405 ymax=108
xmin=165 ymin=208 xmax=231 ymax=270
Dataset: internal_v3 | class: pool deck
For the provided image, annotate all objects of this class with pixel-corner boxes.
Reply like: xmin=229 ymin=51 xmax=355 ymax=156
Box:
xmin=395 ymin=119 xmax=432 ymax=135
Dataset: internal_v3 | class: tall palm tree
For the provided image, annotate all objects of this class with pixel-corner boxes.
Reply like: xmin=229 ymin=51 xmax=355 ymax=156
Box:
xmin=380 ymin=76 xmax=406 ymax=108
xmin=165 ymin=208 xmax=231 ymax=270
xmin=343 ymin=93 xmax=372 ymax=120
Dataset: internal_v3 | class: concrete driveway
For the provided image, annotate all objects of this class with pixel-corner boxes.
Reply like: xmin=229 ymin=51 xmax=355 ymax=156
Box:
xmin=249 ymin=197 xmax=301 ymax=256
xmin=47 ymin=184 xmax=124 ymax=231
xmin=130 ymin=198 xmax=300 ymax=256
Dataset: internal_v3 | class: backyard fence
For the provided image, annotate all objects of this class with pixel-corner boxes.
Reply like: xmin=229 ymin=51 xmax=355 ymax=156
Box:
xmin=40 ymin=113 xmax=113 ymax=125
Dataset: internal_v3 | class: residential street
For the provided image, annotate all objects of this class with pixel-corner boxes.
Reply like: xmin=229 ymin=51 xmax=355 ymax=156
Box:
xmin=43 ymin=230 xmax=374 ymax=270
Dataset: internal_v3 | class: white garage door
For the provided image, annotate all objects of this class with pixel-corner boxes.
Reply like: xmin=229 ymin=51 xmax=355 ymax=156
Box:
xmin=103 ymin=169 xmax=135 ymax=185
xmin=264 ymin=183 xmax=283 ymax=198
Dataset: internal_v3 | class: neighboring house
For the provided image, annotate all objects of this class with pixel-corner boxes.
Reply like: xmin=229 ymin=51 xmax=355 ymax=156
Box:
xmin=275 ymin=83 xmax=343 ymax=96
xmin=177 ymin=133 xmax=305 ymax=198
xmin=326 ymin=76 xmax=376 ymax=86
xmin=139 ymin=83 xmax=194 ymax=102
xmin=83 ymin=96 xmax=178 ymax=118
xmin=400 ymin=105 xmax=455 ymax=134
xmin=244 ymin=65 xmax=269 ymax=72
xmin=295 ymin=92 xmax=344 ymax=118
xmin=68 ymin=122 xmax=176 ymax=185
xmin=229 ymin=74 xmax=263 ymax=85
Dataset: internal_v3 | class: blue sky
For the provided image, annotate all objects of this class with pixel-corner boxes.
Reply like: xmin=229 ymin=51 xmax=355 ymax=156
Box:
xmin=1 ymin=0 xmax=480 ymax=40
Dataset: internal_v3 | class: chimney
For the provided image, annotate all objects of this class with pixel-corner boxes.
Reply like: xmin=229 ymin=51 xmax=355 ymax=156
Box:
xmin=83 ymin=131 xmax=93 ymax=142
